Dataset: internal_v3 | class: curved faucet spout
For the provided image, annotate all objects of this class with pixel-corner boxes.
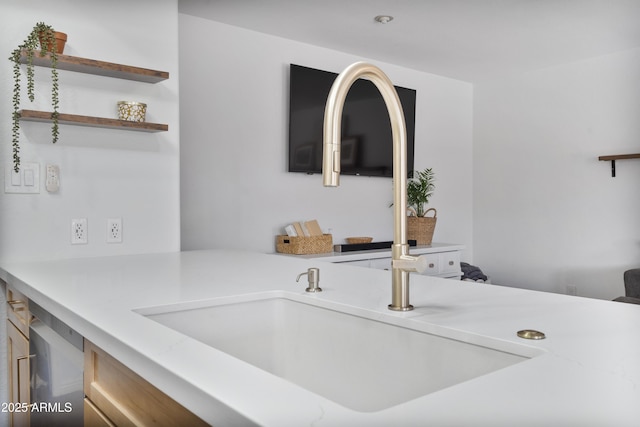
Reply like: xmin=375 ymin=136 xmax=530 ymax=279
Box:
xmin=322 ymin=62 xmax=424 ymax=311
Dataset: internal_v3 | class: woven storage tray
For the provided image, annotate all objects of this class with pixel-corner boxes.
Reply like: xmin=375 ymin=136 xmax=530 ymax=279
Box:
xmin=276 ymin=234 xmax=333 ymax=255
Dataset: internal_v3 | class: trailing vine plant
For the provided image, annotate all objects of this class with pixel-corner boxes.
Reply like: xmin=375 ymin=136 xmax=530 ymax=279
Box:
xmin=9 ymin=22 xmax=60 ymax=172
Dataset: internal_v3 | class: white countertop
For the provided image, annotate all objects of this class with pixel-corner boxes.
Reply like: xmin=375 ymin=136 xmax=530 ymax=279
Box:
xmin=1 ymin=250 xmax=639 ymax=426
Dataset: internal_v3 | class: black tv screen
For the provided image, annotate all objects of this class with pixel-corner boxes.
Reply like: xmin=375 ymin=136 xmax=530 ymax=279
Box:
xmin=288 ymin=64 xmax=416 ymax=177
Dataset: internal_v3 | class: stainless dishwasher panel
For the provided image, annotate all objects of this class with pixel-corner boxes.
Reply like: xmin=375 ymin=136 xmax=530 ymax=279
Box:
xmin=29 ymin=301 xmax=84 ymax=426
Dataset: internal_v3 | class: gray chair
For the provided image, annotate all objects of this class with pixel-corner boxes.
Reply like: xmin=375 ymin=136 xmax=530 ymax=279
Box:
xmin=613 ymin=269 xmax=640 ymax=304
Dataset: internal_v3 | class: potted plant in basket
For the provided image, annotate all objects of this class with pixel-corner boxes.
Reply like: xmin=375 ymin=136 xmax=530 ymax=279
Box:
xmin=9 ymin=22 xmax=66 ymax=172
xmin=406 ymin=167 xmax=437 ymax=245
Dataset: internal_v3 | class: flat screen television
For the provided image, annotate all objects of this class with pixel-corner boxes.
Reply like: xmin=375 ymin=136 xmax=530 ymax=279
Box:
xmin=288 ymin=64 xmax=416 ymax=177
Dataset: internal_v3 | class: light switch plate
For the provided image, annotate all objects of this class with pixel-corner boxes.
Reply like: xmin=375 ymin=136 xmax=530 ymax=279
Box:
xmin=4 ymin=162 xmax=40 ymax=194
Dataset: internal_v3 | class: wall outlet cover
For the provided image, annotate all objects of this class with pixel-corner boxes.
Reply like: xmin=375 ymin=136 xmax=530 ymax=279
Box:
xmin=71 ymin=218 xmax=88 ymax=244
xmin=107 ymin=218 xmax=122 ymax=243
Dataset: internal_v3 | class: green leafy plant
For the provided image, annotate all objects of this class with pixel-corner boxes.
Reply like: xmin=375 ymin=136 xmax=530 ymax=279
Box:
xmin=406 ymin=167 xmax=435 ymax=217
xmin=9 ymin=22 xmax=61 ymax=172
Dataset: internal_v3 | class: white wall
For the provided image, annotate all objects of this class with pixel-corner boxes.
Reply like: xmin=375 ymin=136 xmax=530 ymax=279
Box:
xmin=474 ymin=48 xmax=640 ymax=299
xmin=0 ymin=1 xmax=180 ymax=417
xmin=179 ymin=15 xmax=474 ymax=257
xmin=0 ymin=0 xmax=181 ymax=263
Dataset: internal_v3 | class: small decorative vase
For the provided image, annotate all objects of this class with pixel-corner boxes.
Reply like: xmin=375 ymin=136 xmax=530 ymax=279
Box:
xmin=117 ymin=101 xmax=147 ymax=122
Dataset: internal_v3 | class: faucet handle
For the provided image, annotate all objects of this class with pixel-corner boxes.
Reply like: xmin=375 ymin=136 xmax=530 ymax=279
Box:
xmin=296 ymin=267 xmax=322 ymax=292
xmin=393 ymin=255 xmax=428 ymax=274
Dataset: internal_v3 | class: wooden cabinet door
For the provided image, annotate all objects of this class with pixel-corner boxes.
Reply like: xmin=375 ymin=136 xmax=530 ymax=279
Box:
xmin=7 ymin=320 xmax=30 ymax=427
xmin=84 ymin=340 xmax=209 ymax=426
xmin=83 ymin=398 xmax=115 ymax=427
xmin=6 ymin=284 xmax=30 ymax=336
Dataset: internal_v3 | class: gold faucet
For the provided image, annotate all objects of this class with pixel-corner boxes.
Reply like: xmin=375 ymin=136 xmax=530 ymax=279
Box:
xmin=322 ymin=62 xmax=427 ymax=311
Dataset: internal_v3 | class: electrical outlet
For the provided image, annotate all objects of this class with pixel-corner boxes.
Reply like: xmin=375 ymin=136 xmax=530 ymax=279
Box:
xmin=71 ymin=218 xmax=87 ymax=244
xmin=106 ymin=218 xmax=122 ymax=243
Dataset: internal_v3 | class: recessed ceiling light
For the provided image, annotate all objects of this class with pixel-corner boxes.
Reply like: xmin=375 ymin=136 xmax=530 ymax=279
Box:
xmin=374 ymin=15 xmax=394 ymax=24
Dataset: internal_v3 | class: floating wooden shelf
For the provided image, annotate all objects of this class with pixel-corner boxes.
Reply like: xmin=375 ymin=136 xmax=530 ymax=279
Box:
xmin=598 ymin=153 xmax=640 ymax=177
xmin=19 ymin=50 xmax=169 ymax=83
xmin=19 ymin=110 xmax=168 ymax=132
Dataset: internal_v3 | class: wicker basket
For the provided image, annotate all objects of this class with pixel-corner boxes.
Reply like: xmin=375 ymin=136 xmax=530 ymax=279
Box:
xmin=276 ymin=234 xmax=333 ymax=255
xmin=407 ymin=208 xmax=437 ymax=245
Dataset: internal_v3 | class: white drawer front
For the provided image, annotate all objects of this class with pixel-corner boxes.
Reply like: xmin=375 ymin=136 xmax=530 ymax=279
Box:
xmin=422 ymin=254 xmax=440 ymax=275
xmin=333 ymin=249 xmax=462 ymax=278
xmin=439 ymin=251 xmax=461 ymax=274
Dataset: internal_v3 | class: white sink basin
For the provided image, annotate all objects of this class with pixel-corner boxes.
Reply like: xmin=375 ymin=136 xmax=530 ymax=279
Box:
xmin=138 ymin=293 xmax=542 ymax=412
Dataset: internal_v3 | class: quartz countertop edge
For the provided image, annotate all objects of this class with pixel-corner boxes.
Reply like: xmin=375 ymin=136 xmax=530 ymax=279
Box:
xmin=1 ymin=249 xmax=639 ymax=426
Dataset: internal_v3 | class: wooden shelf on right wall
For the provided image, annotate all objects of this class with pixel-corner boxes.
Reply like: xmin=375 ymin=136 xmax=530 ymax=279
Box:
xmin=598 ymin=153 xmax=640 ymax=177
